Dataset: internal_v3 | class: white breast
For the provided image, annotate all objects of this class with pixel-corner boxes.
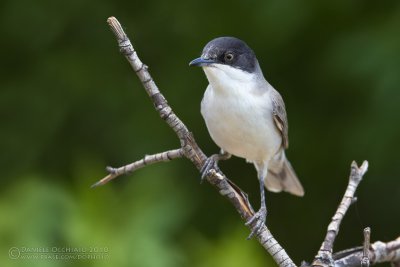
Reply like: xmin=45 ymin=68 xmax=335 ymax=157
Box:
xmin=200 ymin=65 xmax=282 ymax=162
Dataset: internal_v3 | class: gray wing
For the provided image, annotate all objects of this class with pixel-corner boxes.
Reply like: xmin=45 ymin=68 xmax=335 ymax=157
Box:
xmin=270 ymin=88 xmax=289 ymax=149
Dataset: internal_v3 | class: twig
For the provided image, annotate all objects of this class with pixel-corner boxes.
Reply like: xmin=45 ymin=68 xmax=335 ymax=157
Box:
xmin=361 ymin=227 xmax=371 ymax=267
xmin=96 ymin=16 xmax=297 ymax=267
xmin=312 ymin=161 xmax=368 ymax=267
xmin=91 ymin=149 xmax=184 ymax=188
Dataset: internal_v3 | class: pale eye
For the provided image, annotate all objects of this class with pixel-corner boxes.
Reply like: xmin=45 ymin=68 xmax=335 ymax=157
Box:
xmin=224 ymin=53 xmax=234 ymax=62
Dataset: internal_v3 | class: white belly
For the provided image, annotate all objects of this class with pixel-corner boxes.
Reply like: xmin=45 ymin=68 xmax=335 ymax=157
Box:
xmin=201 ymin=84 xmax=282 ymax=162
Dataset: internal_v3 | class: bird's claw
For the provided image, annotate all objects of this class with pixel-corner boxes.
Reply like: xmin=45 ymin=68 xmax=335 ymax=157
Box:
xmin=245 ymin=206 xmax=267 ymax=239
xmin=200 ymin=151 xmax=231 ymax=182
xmin=200 ymin=155 xmax=220 ymax=183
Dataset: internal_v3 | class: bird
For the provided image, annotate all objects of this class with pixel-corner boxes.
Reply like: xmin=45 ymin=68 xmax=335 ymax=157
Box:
xmin=189 ymin=37 xmax=304 ymax=238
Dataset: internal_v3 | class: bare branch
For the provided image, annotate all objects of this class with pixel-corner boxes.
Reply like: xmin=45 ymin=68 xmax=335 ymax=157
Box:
xmin=313 ymin=161 xmax=368 ymax=267
xmin=101 ymin=16 xmax=297 ymax=267
xmin=91 ymin=148 xmax=184 ymax=188
xmin=333 ymin=237 xmax=400 ymax=267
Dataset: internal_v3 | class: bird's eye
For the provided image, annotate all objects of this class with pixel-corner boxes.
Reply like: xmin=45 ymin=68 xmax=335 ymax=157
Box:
xmin=224 ymin=53 xmax=234 ymax=62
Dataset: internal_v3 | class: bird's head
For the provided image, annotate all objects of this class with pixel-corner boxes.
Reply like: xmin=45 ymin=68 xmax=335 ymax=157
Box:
xmin=189 ymin=37 xmax=261 ymax=86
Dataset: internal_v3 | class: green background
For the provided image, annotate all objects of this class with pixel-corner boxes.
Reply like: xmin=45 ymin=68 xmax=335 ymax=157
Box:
xmin=1 ymin=0 xmax=399 ymax=266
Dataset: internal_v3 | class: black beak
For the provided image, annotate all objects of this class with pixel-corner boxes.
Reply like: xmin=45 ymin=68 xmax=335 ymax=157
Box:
xmin=189 ymin=57 xmax=216 ymax=67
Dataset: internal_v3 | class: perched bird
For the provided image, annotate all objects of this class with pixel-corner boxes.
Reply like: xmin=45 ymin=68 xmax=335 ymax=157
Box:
xmin=189 ymin=37 xmax=304 ymax=238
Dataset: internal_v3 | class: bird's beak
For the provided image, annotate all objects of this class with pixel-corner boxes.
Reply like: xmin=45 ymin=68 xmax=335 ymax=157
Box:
xmin=189 ymin=57 xmax=216 ymax=67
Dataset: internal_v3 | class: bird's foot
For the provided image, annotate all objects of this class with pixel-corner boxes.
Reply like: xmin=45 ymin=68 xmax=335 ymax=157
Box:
xmin=200 ymin=154 xmax=221 ymax=183
xmin=200 ymin=152 xmax=230 ymax=183
xmin=245 ymin=206 xmax=267 ymax=239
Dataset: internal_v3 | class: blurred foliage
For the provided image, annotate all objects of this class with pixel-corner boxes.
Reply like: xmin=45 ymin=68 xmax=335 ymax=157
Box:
xmin=1 ymin=0 xmax=400 ymax=266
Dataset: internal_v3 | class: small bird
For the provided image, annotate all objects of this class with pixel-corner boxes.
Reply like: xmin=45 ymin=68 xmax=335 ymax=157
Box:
xmin=189 ymin=37 xmax=304 ymax=238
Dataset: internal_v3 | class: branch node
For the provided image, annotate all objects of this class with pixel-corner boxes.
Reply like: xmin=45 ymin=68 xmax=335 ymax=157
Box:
xmin=135 ymin=63 xmax=147 ymax=73
xmin=210 ymin=169 xmax=224 ymax=180
xmin=312 ymin=251 xmax=335 ymax=267
xmin=106 ymin=166 xmax=117 ymax=174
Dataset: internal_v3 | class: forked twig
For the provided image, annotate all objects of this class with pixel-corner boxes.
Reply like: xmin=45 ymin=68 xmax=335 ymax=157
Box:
xmin=312 ymin=161 xmax=368 ymax=267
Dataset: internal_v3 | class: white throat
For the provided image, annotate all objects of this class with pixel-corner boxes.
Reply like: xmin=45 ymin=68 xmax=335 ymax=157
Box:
xmin=203 ymin=64 xmax=258 ymax=94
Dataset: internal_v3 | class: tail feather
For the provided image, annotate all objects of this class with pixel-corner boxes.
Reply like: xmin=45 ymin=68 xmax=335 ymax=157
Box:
xmin=264 ymin=152 xmax=304 ymax=197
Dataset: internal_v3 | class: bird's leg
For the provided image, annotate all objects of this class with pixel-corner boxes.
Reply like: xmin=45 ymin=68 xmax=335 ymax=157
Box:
xmin=245 ymin=173 xmax=267 ymax=239
xmin=200 ymin=150 xmax=231 ymax=182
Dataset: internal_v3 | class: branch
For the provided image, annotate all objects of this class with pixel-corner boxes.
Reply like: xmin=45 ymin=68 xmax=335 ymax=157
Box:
xmin=91 ymin=149 xmax=184 ymax=188
xmin=312 ymin=161 xmax=368 ymax=267
xmin=307 ymin=161 xmax=399 ymax=267
xmin=94 ymin=16 xmax=296 ymax=267
xmin=333 ymin=237 xmax=400 ymax=267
